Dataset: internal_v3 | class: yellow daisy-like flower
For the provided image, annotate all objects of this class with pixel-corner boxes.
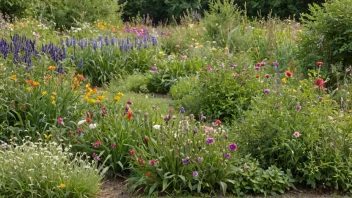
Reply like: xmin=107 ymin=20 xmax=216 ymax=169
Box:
xmin=282 ymin=77 xmax=287 ymax=84
xmin=59 ymin=183 xmax=66 ymax=189
xmin=44 ymin=133 xmax=52 ymax=139
xmin=117 ymin=92 xmax=123 ymax=97
xmin=26 ymin=87 xmax=32 ymax=91
xmin=89 ymin=99 xmax=96 ymax=104
xmin=51 ymin=95 xmax=55 ymax=100
xmin=114 ymin=96 xmax=120 ymax=101
xmin=11 ymin=74 xmax=17 ymax=80
xmin=51 ymin=100 xmax=56 ymax=105
xmin=52 ymin=92 xmax=57 ymax=95
xmin=97 ymin=95 xmax=105 ymax=101
xmin=42 ymin=91 xmax=47 ymax=95
xmin=292 ymin=89 xmax=297 ymax=93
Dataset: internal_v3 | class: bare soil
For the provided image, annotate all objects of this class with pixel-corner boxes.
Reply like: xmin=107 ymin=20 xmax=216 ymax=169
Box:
xmin=98 ymin=179 xmax=350 ymax=198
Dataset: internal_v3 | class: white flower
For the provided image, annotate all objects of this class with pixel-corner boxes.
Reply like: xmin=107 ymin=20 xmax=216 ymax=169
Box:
xmin=153 ymin=125 xmax=161 ymax=130
xmin=78 ymin=120 xmax=86 ymax=125
xmin=89 ymin=124 xmax=97 ymax=129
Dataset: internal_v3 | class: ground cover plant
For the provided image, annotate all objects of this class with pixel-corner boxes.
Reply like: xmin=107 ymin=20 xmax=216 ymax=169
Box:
xmin=0 ymin=0 xmax=352 ymax=197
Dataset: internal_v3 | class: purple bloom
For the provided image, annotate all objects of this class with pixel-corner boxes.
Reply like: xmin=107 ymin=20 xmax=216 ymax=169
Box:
xmin=125 ymin=105 xmax=130 ymax=112
xmin=164 ymin=115 xmax=170 ymax=122
xmin=193 ymin=171 xmax=199 ymax=177
xmin=127 ymin=100 xmax=132 ymax=105
xmin=231 ymin=63 xmax=238 ymax=67
xmin=97 ymin=157 xmax=101 ymax=161
xmin=254 ymin=66 xmax=260 ymax=71
xmin=265 ymin=74 xmax=270 ymax=78
xmin=318 ymin=96 xmax=323 ymax=102
xmin=296 ymin=103 xmax=301 ymax=111
xmin=229 ymin=143 xmax=238 ymax=151
xmin=206 ymin=66 xmax=212 ymax=71
xmin=197 ymin=157 xmax=204 ymax=163
xmin=224 ymin=153 xmax=231 ymax=159
xmin=273 ymin=61 xmax=279 ymax=68
xmin=92 ymin=153 xmax=97 ymax=158
xmin=206 ymin=138 xmax=214 ymax=145
xmin=244 ymin=164 xmax=249 ymax=169
xmin=180 ymin=107 xmax=185 ymax=114
xmin=182 ymin=157 xmax=190 ymax=165
xmin=152 ymin=105 xmax=157 ymax=110
xmin=151 ymin=66 xmax=157 ymax=71
xmin=264 ymin=89 xmax=270 ymax=94
xmin=193 ymin=128 xmax=198 ymax=134
xmin=201 ymin=115 xmax=206 ymax=120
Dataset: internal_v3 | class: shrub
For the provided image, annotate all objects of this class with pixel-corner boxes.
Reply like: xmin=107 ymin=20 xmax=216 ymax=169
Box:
xmin=297 ymin=0 xmax=352 ymax=83
xmin=110 ymin=74 xmax=150 ymax=93
xmin=235 ymin=70 xmax=352 ymax=191
xmin=0 ymin=140 xmax=103 ymax=197
xmin=128 ymin=110 xmax=293 ymax=196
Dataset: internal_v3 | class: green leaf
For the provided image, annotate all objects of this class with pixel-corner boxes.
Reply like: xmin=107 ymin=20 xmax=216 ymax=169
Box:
xmin=219 ymin=181 xmax=227 ymax=195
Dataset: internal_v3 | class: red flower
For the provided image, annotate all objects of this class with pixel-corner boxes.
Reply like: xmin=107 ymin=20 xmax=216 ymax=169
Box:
xmin=93 ymin=140 xmax=101 ymax=148
xmin=143 ymin=137 xmax=149 ymax=143
xmin=146 ymin=172 xmax=151 ymax=177
xmin=255 ymin=75 xmax=259 ymax=78
xmin=138 ymin=158 xmax=144 ymax=165
xmin=315 ymin=78 xmax=325 ymax=88
xmin=88 ymin=111 xmax=93 ymax=118
xmin=111 ymin=143 xmax=116 ymax=148
xmin=215 ymin=119 xmax=221 ymax=125
xmin=129 ymin=149 xmax=135 ymax=156
xmin=127 ymin=109 xmax=133 ymax=120
xmin=285 ymin=71 xmax=292 ymax=77
xmin=86 ymin=117 xmax=92 ymax=123
xmin=149 ymin=159 xmax=157 ymax=166
xmin=316 ymin=61 xmax=324 ymax=67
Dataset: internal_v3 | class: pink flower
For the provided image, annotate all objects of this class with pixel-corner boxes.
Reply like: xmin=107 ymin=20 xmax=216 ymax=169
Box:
xmin=244 ymin=164 xmax=249 ymax=169
xmin=293 ymin=131 xmax=301 ymax=137
xmin=149 ymin=159 xmax=158 ymax=166
xmin=111 ymin=143 xmax=117 ymax=148
xmin=57 ymin=118 xmax=63 ymax=125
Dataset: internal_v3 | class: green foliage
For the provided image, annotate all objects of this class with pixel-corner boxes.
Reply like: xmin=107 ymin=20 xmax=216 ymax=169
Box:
xmin=172 ymin=53 xmax=261 ymax=121
xmin=119 ymin=0 xmax=204 ymax=23
xmin=235 ymin=0 xmax=324 ymax=19
xmin=0 ymin=140 xmax=103 ymax=197
xmin=0 ymin=0 xmax=38 ymax=21
xmin=235 ymin=70 xmax=352 ymax=191
xmin=127 ymin=112 xmax=293 ymax=196
xmin=297 ymin=0 xmax=352 ymax=82
xmin=110 ymin=74 xmax=150 ymax=93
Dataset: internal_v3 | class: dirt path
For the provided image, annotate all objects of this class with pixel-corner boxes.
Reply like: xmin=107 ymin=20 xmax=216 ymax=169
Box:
xmin=98 ymin=179 xmax=349 ymax=198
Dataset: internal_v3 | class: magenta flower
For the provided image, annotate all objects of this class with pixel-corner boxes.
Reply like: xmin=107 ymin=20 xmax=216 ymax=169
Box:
xmin=127 ymin=100 xmax=132 ymax=105
xmin=92 ymin=153 xmax=97 ymax=158
xmin=293 ymin=131 xmax=301 ymax=137
xmin=206 ymin=66 xmax=212 ymax=71
xmin=296 ymin=103 xmax=301 ymax=111
xmin=149 ymin=159 xmax=158 ymax=166
xmin=193 ymin=171 xmax=199 ymax=177
xmin=111 ymin=143 xmax=117 ymax=148
xmin=265 ymin=74 xmax=270 ymax=78
xmin=229 ymin=143 xmax=238 ymax=151
xmin=318 ymin=96 xmax=323 ymax=102
xmin=224 ymin=153 xmax=231 ymax=159
xmin=151 ymin=66 xmax=157 ymax=71
xmin=201 ymin=115 xmax=206 ymax=120
xmin=273 ymin=61 xmax=279 ymax=68
xmin=254 ymin=66 xmax=260 ymax=71
xmin=57 ymin=118 xmax=63 ymax=124
xmin=206 ymin=138 xmax=214 ymax=145
xmin=264 ymin=89 xmax=270 ymax=94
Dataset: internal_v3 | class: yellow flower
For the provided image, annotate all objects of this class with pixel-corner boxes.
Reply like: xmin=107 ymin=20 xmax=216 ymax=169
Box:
xmin=114 ymin=96 xmax=120 ymax=101
xmin=51 ymin=95 xmax=55 ymax=100
xmin=292 ymin=89 xmax=297 ymax=93
xmin=26 ymin=87 xmax=32 ymax=91
xmin=282 ymin=78 xmax=287 ymax=84
xmin=117 ymin=92 xmax=123 ymax=97
xmin=11 ymin=74 xmax=17 ymax=80
xmin=89 ymin=99 xmax=96 ymax=104
xmin=44 ymin=133 xmax=52 ymax=139
xmin=42 ymin=91 xmax=47 ymax=95
xmin=52 ymin=92 xmax=57 ymax=95
xmin=97 ymin=95 xmax=105 ymax=101
xmin=59 ymin=183 xmax=66 ymax=189
xmin=51 ymin=100 xmax=56 ymax=105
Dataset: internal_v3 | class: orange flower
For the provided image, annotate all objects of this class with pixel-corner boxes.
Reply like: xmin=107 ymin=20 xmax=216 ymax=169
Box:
xmin=127 ymin=109 xmax=133 ymax=120
xmin=11 ymin=75 xmax=17 ymax=80
xmin=25 ymin=79 xmax=33 ymax=84
xmin=77 ymin=74 xmax=85 ymax=81
xmin=146 ymin=172 xmax=151 ymax=177
xmin=44 ymin=75 xmax=52 ymax=82
xmin=31 ymin=81 xmax=39 ymax=87
xmin=48 ymin=66 xmax=56 ymax=71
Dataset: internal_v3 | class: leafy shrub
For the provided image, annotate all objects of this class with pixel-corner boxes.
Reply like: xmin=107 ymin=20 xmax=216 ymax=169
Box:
xmin=0 ymin=0 xmax=37 ymax=21
xmin=0 ymin=140 xmax=103 ymax=197
xmin=110 ymin=74 xmax=150 ymax=93
xmin=297 ymin=0 xmax=352 ymax=82
xmin=128 ymin=110 xmax=293 ymax=196
xmin=235 ymin=70 xmax=352 ymax=191
xmin=172 ymin=54 xmax=262 ymax=121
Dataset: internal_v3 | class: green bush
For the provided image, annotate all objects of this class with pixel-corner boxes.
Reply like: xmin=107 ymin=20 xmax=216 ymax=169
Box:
xmin=110 ymin=74 xmax=150 ymax=93
xmin=235 ymin=72 xmax=352 ymax=191
xmin=297 ymin=0 xmax=352 ymax=83
xmin=128 ymin=111 xmax=293 ymax=196
xmin=0 ymin=140 xmax=103 ymax=197
xmin=0 ymin=0 xmax=37 ymax=21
